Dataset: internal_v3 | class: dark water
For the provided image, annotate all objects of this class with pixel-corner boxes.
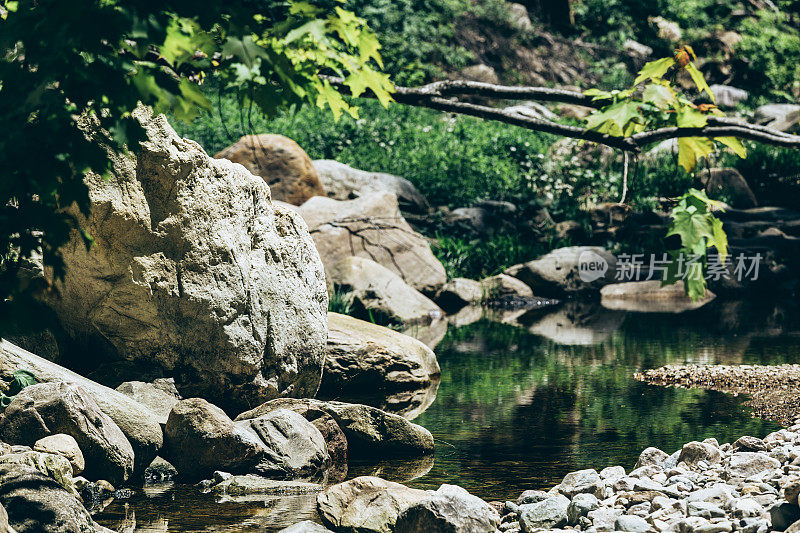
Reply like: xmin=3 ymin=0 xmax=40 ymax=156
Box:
xmin=95 ymin=299 xmax=800 ymax=532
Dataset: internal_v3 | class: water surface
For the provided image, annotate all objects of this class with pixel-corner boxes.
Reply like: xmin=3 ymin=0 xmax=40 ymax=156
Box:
xmin=96 ymin=299 xmax=800 ymax=531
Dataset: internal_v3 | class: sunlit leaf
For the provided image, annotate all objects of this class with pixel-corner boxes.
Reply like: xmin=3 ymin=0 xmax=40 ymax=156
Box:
xmin=685 ymin=62 xmax=716 ymax=103
xmin=716 ymin=136 xmax=747 ymax=159
xmin=634 ymin=57 xmax=675 ymax=85
xmin=677 ymin=136 xmax=714 ymax=172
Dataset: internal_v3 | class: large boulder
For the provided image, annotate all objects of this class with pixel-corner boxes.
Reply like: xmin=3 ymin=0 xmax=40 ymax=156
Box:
xmin=235 ymin=409 xmax=330 ymax=480
xmin=505 ymin=246 xmax=617 ymax=298
xmin=321 ymin=313 xmax=440 ymax=395
xmin=38 ymin=109 xmax=328 ymax=411
xmin=0 ymin=340 xmax=162 ymax=476
xmin=294 ymin=192 xmax=447 ymax=294
xmin=0 ymin=382 xmax=134 ymax=484
xmin=163 ymin=398 xmax=263 ymax=480
xmin=317 ymin=476 xmax=429 ymax=533
xmin=236 ymin=398 xmax=434 ymax=456
xmin=0 ymin=464 xmax=99 ymax=533
xmin=328 ymin=257 xmax=443 ymax=325
xmin=312 ymin=160 xmax=429 ymax=214
xmin=214 ymin=134 xmax=325 ymax=205
xmin=600 ymin=280 xmax=715 ymax=313
xmin=480 ymin=274 xmax=534 ymax=304
xmin=0 ymin=451 xmax=78 ymax=497
xmin=394 ymin=484 xmax=500 ymax=533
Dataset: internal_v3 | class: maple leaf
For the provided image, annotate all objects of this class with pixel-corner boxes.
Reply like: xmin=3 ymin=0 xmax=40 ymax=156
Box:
xmin=685 ymin=62 xmax=716 ymax=103
xmin=716 ymin=136 xmax=747 ymax=159
xmin=585 ymin=100 xmax=642 ymax=137
xmin=677 ymin=136 xmax=714 ymax=172
xmin=634 ymin=57 xmax=675 ymax=85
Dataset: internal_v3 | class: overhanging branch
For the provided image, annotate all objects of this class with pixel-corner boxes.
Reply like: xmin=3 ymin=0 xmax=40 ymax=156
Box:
xmin=324 ymin=75 xmax=800 ymax=153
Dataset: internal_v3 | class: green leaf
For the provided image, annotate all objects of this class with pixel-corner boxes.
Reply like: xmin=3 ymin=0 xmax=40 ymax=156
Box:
xmin=710 ymin=217 xmax=728 ymax=259
xmin=284 ymin=19 xmax=328 ymax=44
xmin=634 ymin=57 xmax=675 ymax=85
xmin=585 ymin=100 xmax=642 ymax=137
xmin=345 ymin=66 xmax=394 ymax=107
xmin=642 ymin=83 xmax=676 ymax=108
xmin=676 ymin=106 xmax=708 ymax=128
xmin=716 ymin=136 xmax=747 ymax=159
xmin=677 ymin=136 xmax=714 ymax=172
xmin=685 ymin=62 xmax=716 ymax=103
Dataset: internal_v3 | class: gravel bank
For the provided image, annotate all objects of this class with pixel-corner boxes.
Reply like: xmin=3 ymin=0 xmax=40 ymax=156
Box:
xmin=635 ymin=365 xmax=800 ymax=426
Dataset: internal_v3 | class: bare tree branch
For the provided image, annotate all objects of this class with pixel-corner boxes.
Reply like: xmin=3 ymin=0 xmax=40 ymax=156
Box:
xmin=324 ymin=75 xmax=800 ymax=153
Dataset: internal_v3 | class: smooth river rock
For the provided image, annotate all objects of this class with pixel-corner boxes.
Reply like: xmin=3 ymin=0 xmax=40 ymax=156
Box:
xmin=312 ymin=159 xmax=429 ymax=214
xmin=235 ymin=398 xmax=435 ymax=456
xmin=0 ymin=382 xmax=134 ymax=484
xmin=600 ymin=280 xmax=715 ymax=313
xmin=33 ymin=434 xmax=85 ymax=476
xmin=394 ymin=484 xmax=500 ymax=532
xmin=0 ymin=340 xmax=163 ymax=476
xmin=215 ymin=134 xmax=326 ymax=205
xmin=506 ymin=246 xmax=617 ymax=298
xmin=321 ymin=312 xmax=440 ymax=395
xmin=39 ymin=108 xmax=328 ymax=412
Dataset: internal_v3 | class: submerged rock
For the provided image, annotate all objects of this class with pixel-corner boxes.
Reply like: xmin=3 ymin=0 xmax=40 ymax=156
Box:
xmin=39 ymin=108 xmax=328 ymax=412
xmin=294 ymin=192 xmax=447 ymax=294
xmin=328 ymin=256 xmax=443 ymax=324
xmin=480 ymin=274 xmax=534 ymax=305
xmin=214 ymin=134 xmax=326 ymax=206
xmin=0 ymin=340 xmax=163 ymax=476
xmin=435 ymin=278 xmax=483 ymax=311
xmin=0 ymin=382 xmax=134 ymax=485
xmin=322 ymin=312 xmax=440 ymax=395
xmin=313 ymin=159 xmax=429 ymax=214
xmin=212 ymin=475 xmax=321 ymax=498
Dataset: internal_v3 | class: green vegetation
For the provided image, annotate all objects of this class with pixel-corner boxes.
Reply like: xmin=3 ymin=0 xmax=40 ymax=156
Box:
xmin=328 ymin=287 xmax=354 ymax=315
xmin=1 ymin=0 xmax=391 ymax=304
xmin=0 ymin=370 xmax=36 ymax=408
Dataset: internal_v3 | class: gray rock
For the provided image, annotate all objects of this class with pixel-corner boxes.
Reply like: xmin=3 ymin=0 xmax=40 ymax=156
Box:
xmin=772 ymin=502 xmax=800 ymax=531
xmin=279 ymin=521 xmax=334 ymax=533
xmin=295 ymin=192 xmax=446 ymax=294
xmin=600 ymin=465 xmax=626 ymax=479
xmin=328 ymin=256 xmax=443 ymax=324
xmin=587 ymin=506 xmax=623 ymax=531
xmin=163 ymin=398 xmax=265 ymax=480
xmin=0 ymin=382 xmax=134 ymax=484
xmin=517 ymin=489 xmax=548 ymax=505
xmin=732 ymin=498 xmax=764 ymax=518
xmin=519 ymin=494 xmax=570 ymax=531
xmin=480 ymin=274 xmax=534 ymax=304
xmin=436 ymin=278 xmax=483 ymax=311
xmin=709 ymin=85 xmax=749 ymax=109
xmin=0 ymin=464 xmax=95 ymax=533
xmin=235 ymin=408 xmax=329 ymax=480
xmin=508 ymin=3 xmax=532 ymax=31
xmin=567 ymin=493 xmax=599 ymax=525
xmin=558 ymin=469 xmax=602 ymax=498
xmin=0 ymin=340 xmax=162 ymax=476
xmin=615 ymin=514 xmax=651 ymax=532
xmin=678 ymin=441 xmax=723 ymax=468
xmin=698 ymin=168 xmax=757 ymax=209
xmin=0 ymin=451 xmax=77 ymax=497
xmin=116 ymin=381 xmax=180 ymax=426
xmin=461 ymin=64 xmax=499 ymax=84
xmin=313 ymin=160 xmax=429 ymax=214
xmin=317 ymin=476 xmax=429 ymax=533
xmin=755 ymin=103 xmax=800 ymax=132
xmin=143 ymin=456 xmax=177 ymax=482
xmin=33 ymin=434 xmax=84 ymax=476
xmin=725 ymin=452 xmax=780 ymax=479
xmin=734 ymin=436 xmax=768 ymax=452
xmin=635 ymin=447 xmax=670 ymax=469
xmin=395 ymin=484 xmax=500 ymax=532
xmin=687 ymin=485 xmax=739 ymax=507
xmin=505 ymin=246 xmax=617 ymax=298
xmin=0 ymin=502 xmax=9 ymax=533
xmin=321 ymin=312 xmax=440 ymax=394
xmin=236 ymin=398 xmax=434 ymax=456
xmin=688 ymin=501 xmax=725 ymax=519
xmin=38 ymin=108 xmax=328 ymax=412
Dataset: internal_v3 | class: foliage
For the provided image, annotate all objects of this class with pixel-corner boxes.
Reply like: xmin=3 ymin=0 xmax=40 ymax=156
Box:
xmin=737 ymin=10 xmax=800 ymax=100
xmin=433 ymin=233 xmax=548 ymax=280
xmin=0 ymin=0 xmax=392 ymax=304
xmin=665 ymin=189 xmax=727 ymax=300
xmin=328 ymin=287 xmax=354 ymax=315
xmin=0 ymin=369 xmax=36 ymax=408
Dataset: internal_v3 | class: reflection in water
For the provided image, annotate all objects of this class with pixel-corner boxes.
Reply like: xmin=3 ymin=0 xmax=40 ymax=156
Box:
xmin=96 ymin=298 xmax=800 ymax=530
